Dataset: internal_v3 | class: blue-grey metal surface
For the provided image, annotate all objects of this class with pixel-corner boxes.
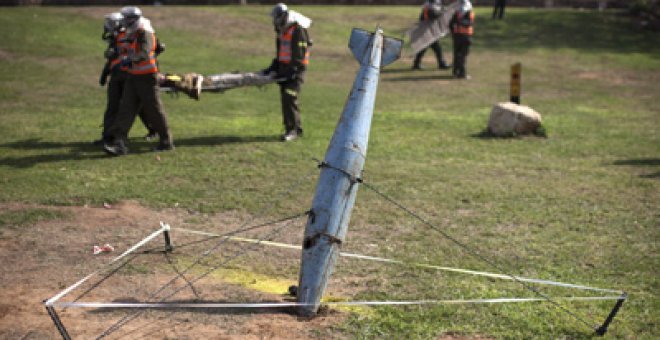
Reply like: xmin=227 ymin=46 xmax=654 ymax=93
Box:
xmin=296 ymin=27 xmax=402 ymax=316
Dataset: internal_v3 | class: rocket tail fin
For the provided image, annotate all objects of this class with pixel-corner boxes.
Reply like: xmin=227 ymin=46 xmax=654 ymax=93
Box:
xmin=348 ymin=28 xmax=402 ymax=67
xmin=381 ymin=35 xmax=403 ymax=67
xmin=348 ymin=28 xmax=371 ymax=63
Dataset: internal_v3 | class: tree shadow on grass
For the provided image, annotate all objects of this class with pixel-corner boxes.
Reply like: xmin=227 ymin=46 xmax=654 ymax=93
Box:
xmin=0 ymin=135 xmax=280 ymax=168
xmin=612 ymin=158 xmax=660 ymax=179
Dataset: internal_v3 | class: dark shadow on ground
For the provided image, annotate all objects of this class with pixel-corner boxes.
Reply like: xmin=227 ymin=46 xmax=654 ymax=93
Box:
xmin=382 ymin=66 xmax=451 ymax=74
xmin=381 ymin=67 xmax=419 ymax=74
xmin=0 ymin=135 xmax=280 ymax=168
xmin=173 ymin=135 xmax=281 ymax=147
xmin=613 ymin=158 xmax=660 ymax=166
xmin=0 ymin=138 xmax=107 ymax=168
xmin=612 ymin=158 xmax=660 ymax=179
xmin=384 ymin=74 xmax=455 ymax=82
xmin=0 ymin=138 xmax=98 ymax=151
xmin=470 ymin=131 xmax=548 ymax=140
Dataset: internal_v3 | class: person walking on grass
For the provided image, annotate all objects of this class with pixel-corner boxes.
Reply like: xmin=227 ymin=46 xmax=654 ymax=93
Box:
xmin=450 ymin=0 xmax=474 ymax=79
xmin=493 ymin=0 xmax=506 ymax=19
xmin=96 ymin=11 xmax=158 ymax=146
xmin=412 ymin=0 xmax=451 ymax=70
xmin=103 ymin=6 xmax=174 ymax=156
xmin=261 ymin=3 xmax=312 ymax=142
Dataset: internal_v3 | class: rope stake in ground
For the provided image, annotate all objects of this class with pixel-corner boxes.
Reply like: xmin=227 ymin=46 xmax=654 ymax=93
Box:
xmin=358 ymin=179 xmax=627 ymax=334
xmin=43 ymin=164 xmax=627 ymax=337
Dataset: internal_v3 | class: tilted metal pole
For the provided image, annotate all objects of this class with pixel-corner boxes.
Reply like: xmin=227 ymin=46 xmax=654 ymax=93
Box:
xmin=296 ymin=27 xmax=402 ymax=317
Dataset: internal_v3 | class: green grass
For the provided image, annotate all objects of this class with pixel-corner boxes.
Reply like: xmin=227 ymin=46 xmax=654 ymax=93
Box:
xmin=0 ymin=5 xmax=658 ymax=339
xmin=0 ymin=208 xmax=70 ymax=231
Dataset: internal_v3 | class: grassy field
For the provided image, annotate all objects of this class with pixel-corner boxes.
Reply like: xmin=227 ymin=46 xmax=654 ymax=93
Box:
xmin=0 ymin=5 xmax=658 ymax=339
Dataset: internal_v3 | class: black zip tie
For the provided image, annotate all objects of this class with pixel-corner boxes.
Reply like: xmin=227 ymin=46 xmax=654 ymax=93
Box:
xmin=312 ymin=158 xmax=363 ymax=184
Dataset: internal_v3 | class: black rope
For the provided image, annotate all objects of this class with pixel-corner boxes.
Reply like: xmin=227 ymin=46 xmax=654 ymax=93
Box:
xmin=67 ymin=254 xmax=138 ymax=307
xmin=97 ymin=164 xmax=312 ymax=339
xmin=163 ymin=252 xmax=200 ymax=299
xmin=110 ymin=218 xmax=302 ymax=340
xmin=313 ymin=157 xmax=363 ymax=185
xmin=97 ymin=165 xmax=319 ymax=338
xmin=359 ymin=179 xmax=601 ymax=333
xmin=97 ymin=211 xmax=307 ymax=339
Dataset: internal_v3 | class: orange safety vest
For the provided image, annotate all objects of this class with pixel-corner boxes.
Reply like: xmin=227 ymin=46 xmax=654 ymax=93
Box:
xmin=278 ymin=25 xmax=309 ymax=65
xmin=109 ymin=31 xmax=131 ymax=71
xmin=453 ymin=11 xmax=474 ymax=35
xmin=127 ymin=30 xmax=159 ymax=75
xmin=422 ymin=4 xmax=432 ymax=21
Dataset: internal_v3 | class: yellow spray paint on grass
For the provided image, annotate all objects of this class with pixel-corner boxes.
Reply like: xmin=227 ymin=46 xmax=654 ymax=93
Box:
xmin=208 ymin=267 xmax=373 ymax=316
xmin=209 ymin=266 xmax=295 ymax=295
xmin=172 ymin=258 xmax=372 ymax=316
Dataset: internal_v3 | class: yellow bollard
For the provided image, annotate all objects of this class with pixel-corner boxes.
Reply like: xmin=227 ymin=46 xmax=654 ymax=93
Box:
xmin=510 ymin=63 xmax=521 ymax=104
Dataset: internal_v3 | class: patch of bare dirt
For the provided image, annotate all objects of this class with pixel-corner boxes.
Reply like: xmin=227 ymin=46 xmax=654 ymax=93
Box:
xmin=0 ymin=48 xmax=12 ymax=60
xmin=0 ymin=201 xmax=347 ymax=339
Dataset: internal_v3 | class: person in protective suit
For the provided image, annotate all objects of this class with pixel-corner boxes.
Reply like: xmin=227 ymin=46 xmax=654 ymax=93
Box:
xmin=493 ymin=0 xmax=506 ymax=19
xmin=262 ymin=3 xmax=311 ymax=142
xmin=96 ymin=12 xmax=158 ymax=145
xmin=412 ymin=0 xmax=450 ymax=70
xmin=103 ymin=6 xmax=174 ymax=155
xmin=450 ymin=0 xmax=474 ymax=79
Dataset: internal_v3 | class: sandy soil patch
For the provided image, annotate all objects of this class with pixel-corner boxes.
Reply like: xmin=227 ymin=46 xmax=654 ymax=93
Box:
xmin=0 ymin=201 xmax=348 ymax=339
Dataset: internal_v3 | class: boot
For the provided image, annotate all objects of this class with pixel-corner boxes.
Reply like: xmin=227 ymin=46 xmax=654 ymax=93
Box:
xmin=412 ymin=53 xmax=424 ymax=70
xmin=103 ymin=138 xmax=128 ymax=156
xmin=153 ymin=133 xmax=174 ymax=152
xmin=144 ymin=131 xmax=158 ymax=141
xmin=281 ymin=128 xmax=303 ymax=142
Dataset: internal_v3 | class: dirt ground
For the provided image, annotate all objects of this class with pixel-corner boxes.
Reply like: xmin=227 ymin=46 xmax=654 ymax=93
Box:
xmin=0 ymin=201 xmax=348 ymax=339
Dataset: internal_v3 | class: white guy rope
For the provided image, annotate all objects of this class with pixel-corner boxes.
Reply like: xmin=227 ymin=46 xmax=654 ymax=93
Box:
xmin=44 ymin=222 xmax=169 ymax=306
xmin=53 ymin=295 xmax=625 ymax=310
xmin=173 ymin=227 xmax=623 ymax=295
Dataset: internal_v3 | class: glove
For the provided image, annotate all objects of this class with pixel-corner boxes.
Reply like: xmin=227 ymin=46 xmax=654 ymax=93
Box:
xmin=261 ymin=58 xmax=278 ymax=76
xmin=119 ymin=57 xmax=132 ymax=68
xmin=155 ymin=40 xmax=166 ymax=56
xmin=104 ymin=48 xmax=118 ymax=60
xmin=99 ymin=73 xmax=108 ymax=86
xmin=99 ymin=65 xmax=110 ymax=86
xmin=277 ymin=68 xmax=297 ymax=84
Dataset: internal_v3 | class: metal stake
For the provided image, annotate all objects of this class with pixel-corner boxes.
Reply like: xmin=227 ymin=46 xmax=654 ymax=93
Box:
xmin=163 ymin=230 xmax=174 ymax=252
xmin=45 ymin=305 xmax=72 ymax=340
xmin=595 ymin=292 xmax=627 ymax=336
